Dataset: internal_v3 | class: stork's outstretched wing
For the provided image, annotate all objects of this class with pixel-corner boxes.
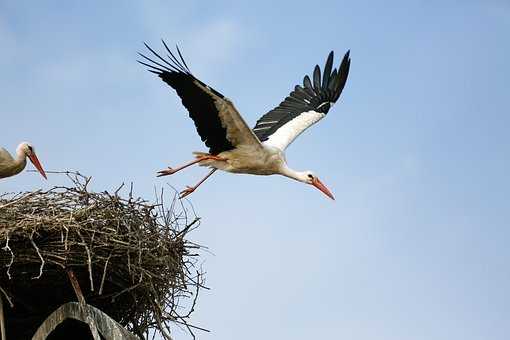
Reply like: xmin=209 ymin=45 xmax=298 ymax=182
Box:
xmin=253 ymin=50 xmax=351 ymax=151
xmin=139 ymin=41 xmax=262 ymax=155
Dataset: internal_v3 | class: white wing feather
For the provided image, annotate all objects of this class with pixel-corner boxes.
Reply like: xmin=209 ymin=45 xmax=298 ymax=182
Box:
xmin=262 ymin=110 xmax=325 ymax=151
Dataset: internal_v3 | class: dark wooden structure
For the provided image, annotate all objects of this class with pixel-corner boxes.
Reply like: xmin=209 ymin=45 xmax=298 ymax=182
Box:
xmin=0 ymin=271 xmax=138 ymax=340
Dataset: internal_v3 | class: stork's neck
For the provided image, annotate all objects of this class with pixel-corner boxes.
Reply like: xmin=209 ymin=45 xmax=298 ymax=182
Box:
xmin=11 ymin=146 xmax=28 ymax=174
xmin=15 ymin=145 xmax=26 ymax=160
xmin=280 ymin=165 xmax=307 ymax=183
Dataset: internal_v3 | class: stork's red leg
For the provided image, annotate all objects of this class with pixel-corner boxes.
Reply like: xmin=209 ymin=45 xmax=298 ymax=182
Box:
xmin=157 ymin=155 xmax=226 ymax=177
xmin=179 ymin=168 xmax=218 ymax=199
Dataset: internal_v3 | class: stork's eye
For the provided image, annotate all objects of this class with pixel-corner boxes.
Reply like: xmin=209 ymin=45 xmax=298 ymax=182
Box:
xmin=28 ymin=146 xmax=33 ymax=152
xmin=307 ymin=174 xmax=313 ymax=179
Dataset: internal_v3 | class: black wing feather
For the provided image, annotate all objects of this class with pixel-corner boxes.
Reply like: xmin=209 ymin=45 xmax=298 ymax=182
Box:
xmin=322 ymin=51 xmax=334 ymax=92
xmin=328 ymin=69 xmax=338 ymax=92
xmin=302 ymin=76 xmax=316 ymax=97
xmin=139 ymin=41 xmax=234 ymax=154
xmin=253 ymin=50 xmax=351 ymax=142
xmin=303 ymin=75 xmax=313 ymax=90
xmin=313 ymin=65 xmax=321 ymax=92
xmin=333 ymin=50 xmax=350 ymax=102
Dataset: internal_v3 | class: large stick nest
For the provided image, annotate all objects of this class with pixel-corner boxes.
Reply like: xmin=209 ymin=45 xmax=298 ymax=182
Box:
xmin=0 ymin=172 xmax=205 ymax=339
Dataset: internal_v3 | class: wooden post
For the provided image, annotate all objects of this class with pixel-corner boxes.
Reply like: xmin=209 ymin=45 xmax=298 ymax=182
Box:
xmin=0 ymin=295 xmax=5 ymax=340
xmin=67 ymin=270 xmax=86 ymax=306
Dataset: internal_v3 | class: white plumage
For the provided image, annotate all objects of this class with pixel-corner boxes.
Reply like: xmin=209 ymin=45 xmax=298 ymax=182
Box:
xmin=263 ymin=110 xmax=326 ymax=151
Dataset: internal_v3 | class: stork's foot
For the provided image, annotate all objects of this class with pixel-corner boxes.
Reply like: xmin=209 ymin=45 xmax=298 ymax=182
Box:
xmin=157 ymin=167 xmax=177 ymax=177
xmin=179 ymin=186 xmax=195 ymax=199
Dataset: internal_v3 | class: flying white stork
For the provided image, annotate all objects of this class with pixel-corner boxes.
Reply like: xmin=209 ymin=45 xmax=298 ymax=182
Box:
xmin=0 ymin=142 xmax=47 ymax=180
xmin=139 ymin=41 xmax=350 ymax=199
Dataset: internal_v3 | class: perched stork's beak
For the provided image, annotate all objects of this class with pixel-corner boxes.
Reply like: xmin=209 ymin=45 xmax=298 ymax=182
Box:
xmin=312 ymin=177 xmax=335 ymax=200
xmin=28 ymin=153 xmax=47 ymax=180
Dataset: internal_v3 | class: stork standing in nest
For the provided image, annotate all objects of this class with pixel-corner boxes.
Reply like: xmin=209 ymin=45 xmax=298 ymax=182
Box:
xmin=0 ymin=142 xmax=47 ymax=180
xmin=139 ymin=41 xmax=350 ymax=199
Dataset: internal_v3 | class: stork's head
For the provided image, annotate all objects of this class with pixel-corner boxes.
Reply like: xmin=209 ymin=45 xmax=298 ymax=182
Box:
xmin=18 ymin=142 xmax=47 ymax=179
xmin=301 ymin=171 xmax=335 ymax=200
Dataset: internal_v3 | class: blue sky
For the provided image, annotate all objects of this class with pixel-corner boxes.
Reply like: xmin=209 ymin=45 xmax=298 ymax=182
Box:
xmin=1 ymin=1 xmax=509 ymax=339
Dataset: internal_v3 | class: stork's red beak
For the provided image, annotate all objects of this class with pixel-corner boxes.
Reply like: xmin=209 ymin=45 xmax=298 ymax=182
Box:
xmin=312 ymin=177 xmax=335 ymax=200
xmin=28 ymin=153 xmax=47 ymax=180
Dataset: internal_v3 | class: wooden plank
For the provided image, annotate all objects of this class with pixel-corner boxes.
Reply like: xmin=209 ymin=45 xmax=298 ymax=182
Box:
xmin=31 ymin=302 xmax=139 ymax=340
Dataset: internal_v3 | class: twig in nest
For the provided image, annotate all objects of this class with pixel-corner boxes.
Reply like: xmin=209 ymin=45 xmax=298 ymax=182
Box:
xmin=0 ymin=287 xmax=13 ymax=308
xmin=1 ymin=236 xmax=13 ymax=280
xmin=99 ymin=253 xmax=112 ymax=295
xmin=0 ymin=190 xmax=41 ymax=210
xmin=76 ymin=229 xmax=94 ymax=292
xmin=29 ymin=235 xmax=45 ymax=280
xmin=67 ymin=270 xmax=86 ymax=305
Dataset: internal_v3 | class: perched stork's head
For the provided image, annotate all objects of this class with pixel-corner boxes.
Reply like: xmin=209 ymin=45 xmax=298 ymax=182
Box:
xmin=18 ymin=142 xmax=47 ymax=180
xmin=302 ymin=171 xmax=335 ymax=200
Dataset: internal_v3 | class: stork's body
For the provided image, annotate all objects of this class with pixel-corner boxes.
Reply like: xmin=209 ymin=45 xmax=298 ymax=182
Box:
xmin=0 ymin=142 xmax=47 ymax=180
xmin=139 ymin=41 xmax=350 ymax=199
xmin=199 ymin=143 xmax=284 ymax=176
